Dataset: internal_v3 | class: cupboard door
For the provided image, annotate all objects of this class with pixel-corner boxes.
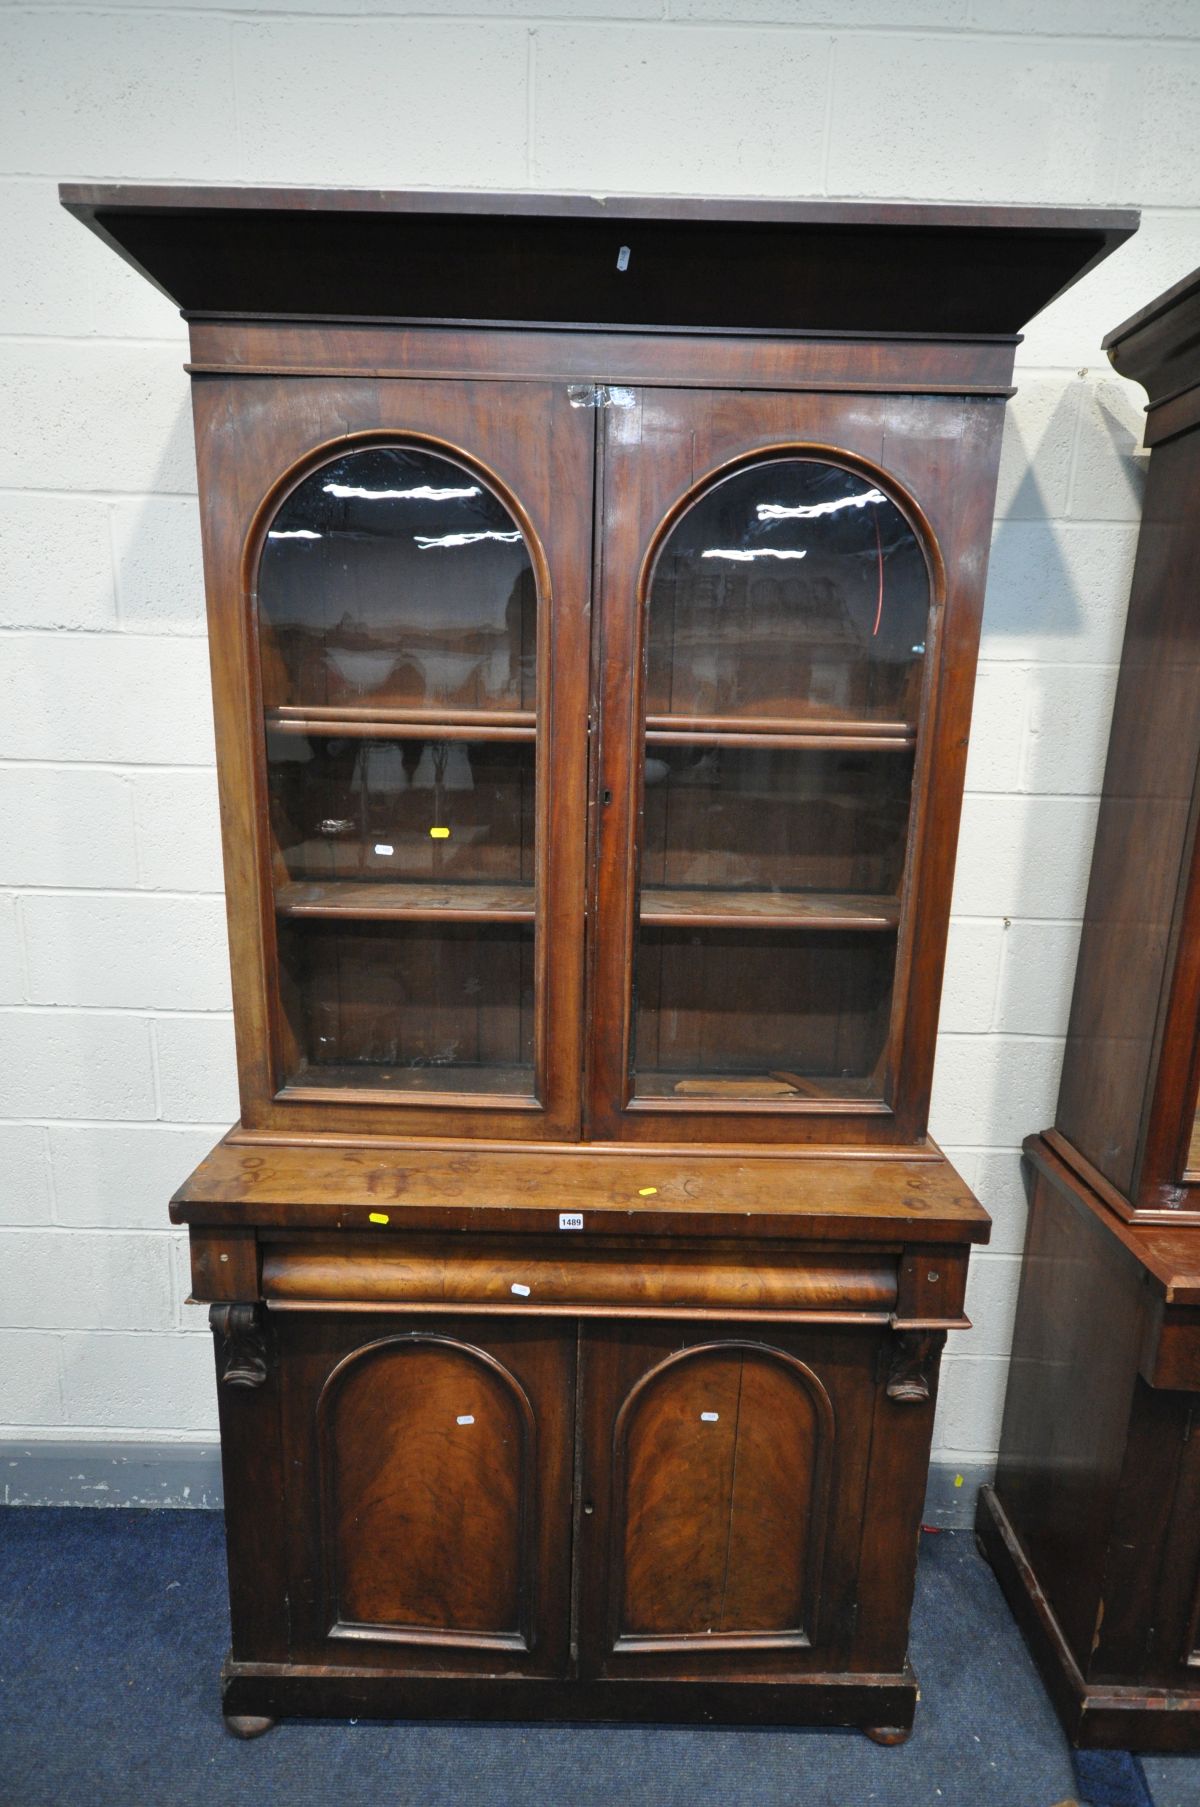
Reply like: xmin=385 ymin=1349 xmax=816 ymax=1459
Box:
xmin=576 ymin=1324 xmax=880 ymax=1677
xmin=276 ymin=1313 xmax=575 ymax=1674
xmin=589 ymin=386 xmax=1000 ymax=1143
xmin=191 ymin=377 xmax=591 ymax=1140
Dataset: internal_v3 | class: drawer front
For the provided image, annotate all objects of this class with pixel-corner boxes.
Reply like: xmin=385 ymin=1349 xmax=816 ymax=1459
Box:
xmin=261 ymin=1233 xmax=900 ymax=1317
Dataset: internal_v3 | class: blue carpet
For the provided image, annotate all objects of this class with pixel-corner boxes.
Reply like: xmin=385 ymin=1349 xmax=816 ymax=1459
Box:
xmin=1076 ymin=1749 xmax=1154 ymax=1807
xmin=2 ymin=1512 xmax=1200 ymax=1807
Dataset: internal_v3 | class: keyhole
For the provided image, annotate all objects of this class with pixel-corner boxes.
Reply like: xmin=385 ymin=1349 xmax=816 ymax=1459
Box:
xmin=583 ymin=1501 xmax=595 ymax=1516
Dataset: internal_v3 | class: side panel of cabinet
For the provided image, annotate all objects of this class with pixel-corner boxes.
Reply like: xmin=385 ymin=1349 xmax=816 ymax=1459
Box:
xmin=275 ymin=1312 xmax=576 ymax=1675
xmin=1055 ymin=427 xmax=1200 ymax=1205
xmin=190 ymin=371 xmax=592 ymax=1140
xmin=575 ymin=1323 xmax=900 ymax=1678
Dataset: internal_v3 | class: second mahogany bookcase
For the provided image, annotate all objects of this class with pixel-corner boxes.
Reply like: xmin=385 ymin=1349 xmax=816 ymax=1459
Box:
xmin=978 ymin=265 xmax=1200 ymax=1750
xmin=61 ymin=186 xmax=1134 ymax=1739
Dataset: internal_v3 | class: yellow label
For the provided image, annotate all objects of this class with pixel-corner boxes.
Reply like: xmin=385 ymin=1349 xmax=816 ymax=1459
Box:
xmin=368 ymin=1211 xmax=390 ymax=1225
xmin=430 ymin=826 xmax=450 ymax=839
xmin=637 ymin=1186 xmax=658 ymax=1197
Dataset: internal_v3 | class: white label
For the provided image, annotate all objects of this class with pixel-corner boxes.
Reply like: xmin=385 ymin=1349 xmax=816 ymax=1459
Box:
xmin=373 ymin=843 xmax=394 ymax=856
xmin=511 ymin=1282 xmax=531 ymax=1297
xmin=700 ymin=1412 xmax=719 ymax=1423
xmin=558 ymin=1212 xmax=584 ymax=1231
xmin=456 ymin=1414 xmax=474 ymax=1426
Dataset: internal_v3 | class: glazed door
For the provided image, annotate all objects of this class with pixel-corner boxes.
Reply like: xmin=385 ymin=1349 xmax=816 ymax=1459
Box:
xmin=192 ymin=376 xmax=592 ymax=1139
xmin=575 ymin=1324 xmax=880 ymax=1678
xmin=587 ymin=387 xmax=980 ymax=1144
xmin=277 ymin=1313 xmax=576 ymax=1674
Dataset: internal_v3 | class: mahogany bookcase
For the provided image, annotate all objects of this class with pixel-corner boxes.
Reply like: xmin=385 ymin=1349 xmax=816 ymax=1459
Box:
xmin=61 ymin=185 xmax=1134 ymax=1739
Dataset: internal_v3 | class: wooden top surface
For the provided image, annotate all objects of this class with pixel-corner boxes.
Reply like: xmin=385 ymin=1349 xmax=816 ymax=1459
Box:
xmin=59 ymin=184 xmax=1136 ymax=339
xmin=1104 ymin=260 xmax=1200 ymax=412
xmin=170 ymin=1133 xmax=990 ymax=1244
xmin=1029 ymin=1134 xmax=1200 ymax=1304
xmin=1104 ymin=261 xmax=1200 ymax=351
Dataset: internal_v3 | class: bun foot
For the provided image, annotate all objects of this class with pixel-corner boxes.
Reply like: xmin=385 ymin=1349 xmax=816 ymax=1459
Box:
xmin=864 ymin=1724 xmax=912 ymax=1746
xmin=224 ymin=1712 xmax=276 ymax=1740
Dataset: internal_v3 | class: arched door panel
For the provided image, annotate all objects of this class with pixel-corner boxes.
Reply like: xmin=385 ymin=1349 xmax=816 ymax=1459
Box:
xmin=318 ymin=1335 xmax=534 ymax=1645
xmin=587 ymin=385 xmax=996 ymax=1146
xmin=613 ymin=1344 xmax=832 ymax=1649
xmin=190 ymin=375 xmax=592 ymax=1139
xmin=577 ymin=1324 xmax=881 ymax=1677
xmin=276 ymin=1314 xmax=576 ymax=1674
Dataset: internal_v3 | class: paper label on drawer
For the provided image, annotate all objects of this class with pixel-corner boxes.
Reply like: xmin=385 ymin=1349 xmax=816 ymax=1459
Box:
xmin=456 ymin=1415 xmax=474 ymax=1426
xmin=511 ymin=1282 xmax=531 ymax=1296
xmin=373 ymin=843 xmax=394 ymax=856
xmin=700 ymin=1412 xmax=719 ymax=1422
xmin=558 ymin=1212 xmax=584 ymax=1230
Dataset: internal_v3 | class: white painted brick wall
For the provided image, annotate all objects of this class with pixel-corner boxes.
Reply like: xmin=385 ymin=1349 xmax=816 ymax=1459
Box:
xmin=0 ymin=0 xmax=1197 ymax=1469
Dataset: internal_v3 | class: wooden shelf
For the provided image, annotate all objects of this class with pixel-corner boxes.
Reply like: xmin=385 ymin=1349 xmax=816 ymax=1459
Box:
xmin=640 ymin=888 xmax=899 ymax=931
xmin=265 ymin=708 xmax=536 ymax=744
xmin=634 ymin=1071 xmax=883 ymax=1102
xmin=269 ymin=704 xmax=536 ymax=727
xmin=276 ymin=879 xmax=536 ymax=921
xmin=645 ymin=714 xmax=916 ymax=752
xmin=281 ymin=1060 xmax=535 ymax=1100
xmin=276 ymin=881 xmax=897 ymax=930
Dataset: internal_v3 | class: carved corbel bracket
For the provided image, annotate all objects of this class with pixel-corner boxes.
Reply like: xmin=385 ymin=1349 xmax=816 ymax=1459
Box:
xmin=885 ymin=1329 xmax=947 ymax=1404
xmin=210 ymin=1303 xmax=269 ymax=1388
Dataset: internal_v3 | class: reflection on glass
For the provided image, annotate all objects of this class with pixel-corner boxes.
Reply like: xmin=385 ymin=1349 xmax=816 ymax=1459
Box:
xmin=642 ymin=745 xmax=912 ymax=903
xmin=278 ymin=920 xmax=535 ymax=1096
xmin=646 ymin=459 xmax=928 ymax=725
xmin=632 ymin=456 xmax=928 ymax=1106
xmin=267 ymin=732 xmax=535 ymax=893
xmin=259 ymin=445 xmax=537 ymax=713
xmin=259 ymin=443 xmax=541 ymax=1102
xmin=634 ymin=929 xmax=893 ymax=1101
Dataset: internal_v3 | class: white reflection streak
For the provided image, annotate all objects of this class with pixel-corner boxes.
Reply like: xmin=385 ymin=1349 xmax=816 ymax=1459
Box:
xmin=700 ymin=547 xmax=808 ymax=562
xmin=267 ymin=529 xmax=321 ymax=540
xmin=323 ymin=483 xmax=481 ymax=501
xmin=756 ymin=489 xmax=885 ymax=520
xmin=414 ymin=531 xmax=524 ymax=550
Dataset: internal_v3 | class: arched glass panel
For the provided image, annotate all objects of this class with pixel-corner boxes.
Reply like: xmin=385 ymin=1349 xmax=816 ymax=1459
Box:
xmin=258 ymin=444 xmax=539 ymax=1101
xmin=645 ymin=457 xmax=927 ymax=727
xmin=259 ymin=443 xmax=537 ymax=714
xmin=632 ymin=455 xmax=930 ymax=1106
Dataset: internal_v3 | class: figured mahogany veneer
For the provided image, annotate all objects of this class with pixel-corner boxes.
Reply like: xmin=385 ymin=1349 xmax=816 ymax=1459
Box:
xmin=63 ymin=185 xmax=1133 ymax=1739
xmin=259 ymin=1236 xmax=901 ymax=1318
